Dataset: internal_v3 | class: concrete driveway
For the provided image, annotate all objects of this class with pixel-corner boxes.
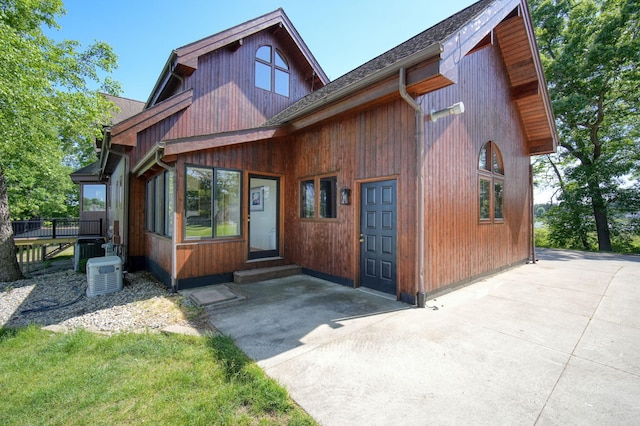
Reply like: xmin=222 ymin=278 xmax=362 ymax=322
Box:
xmin=206 ymin=249 xmax=640 ymax=425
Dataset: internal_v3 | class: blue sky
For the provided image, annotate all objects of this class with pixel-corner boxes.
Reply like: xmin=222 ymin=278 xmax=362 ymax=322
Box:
xmin=48 ymin=0 xmax=477 ymax=102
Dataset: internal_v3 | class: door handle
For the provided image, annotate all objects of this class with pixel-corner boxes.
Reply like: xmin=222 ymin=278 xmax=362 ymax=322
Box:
xmin=359 ymin=234 xmax=365 ymax=243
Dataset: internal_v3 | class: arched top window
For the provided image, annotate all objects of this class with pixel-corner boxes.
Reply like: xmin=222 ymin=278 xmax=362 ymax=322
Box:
xmin=479 ymin=141 xmax=503 ymax=175
xmin=478 ymin=142 xmax=504 ymax=222
xmin=255 ymin=45 xmax=289 ymax=96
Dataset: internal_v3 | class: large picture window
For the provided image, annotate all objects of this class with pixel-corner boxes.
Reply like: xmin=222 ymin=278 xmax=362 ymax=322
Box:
xmin=145 ymin=171 xmax=174 ymax=236
xmin=185 ymin=166 xmax=241 ymax=239
xmin=478 ymin=141 xmax=504 ymax=223
xmin=300 ymin=175 xmax=337 ymax=219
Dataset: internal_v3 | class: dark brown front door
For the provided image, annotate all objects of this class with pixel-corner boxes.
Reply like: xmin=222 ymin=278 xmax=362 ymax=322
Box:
xmin=359 ymin=180 xmax=397 ymax=295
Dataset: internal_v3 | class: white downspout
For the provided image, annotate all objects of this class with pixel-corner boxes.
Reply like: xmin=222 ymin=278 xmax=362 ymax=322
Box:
xmin=399 ymin=68 xmax=427 ymax=308
xmin=104 ymin=145 xmax=130 ymax=270
xmin=154 ymin=148 xmax=178 ymax=293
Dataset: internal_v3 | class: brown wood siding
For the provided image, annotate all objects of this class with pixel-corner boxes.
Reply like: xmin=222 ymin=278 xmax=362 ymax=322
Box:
xmin=284 ymin=99 xmax=417 ymax=296
xmin=145 ymin=233 xmax=172 ymax=273
xmin=182 ymin=31 xmax=313 ymax=136
xmin=129 ymin=139 xmax=291 ymax=281
xmin=421 ymin=45 xmax=531 ymax=293
xmin=284 ymin=44 xmax=531 ymax=297
xmin=132 ymin=113 xmax=183 ymax=166
xmin=128 ymin=37 xmax=533 ymax=297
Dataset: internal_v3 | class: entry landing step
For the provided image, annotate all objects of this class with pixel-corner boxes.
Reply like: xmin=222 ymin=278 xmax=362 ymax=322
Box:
xmin=234 ymin=264 xmax=302 ymax=284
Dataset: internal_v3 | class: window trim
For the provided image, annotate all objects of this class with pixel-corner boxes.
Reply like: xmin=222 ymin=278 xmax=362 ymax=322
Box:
xmin=255 ymin=45 xmax=290 ymax=97
xmin=299 ymin=174 xmax=339 ymax=221
xmin=145 ymin=170 xmax=174 ymax=237
xmin=478 ymin=141 xmax=505 ymax=224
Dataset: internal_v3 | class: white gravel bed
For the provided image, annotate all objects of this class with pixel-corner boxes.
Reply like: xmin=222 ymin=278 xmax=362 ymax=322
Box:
xmin=0 ymin=267 xmax=208 ymax=334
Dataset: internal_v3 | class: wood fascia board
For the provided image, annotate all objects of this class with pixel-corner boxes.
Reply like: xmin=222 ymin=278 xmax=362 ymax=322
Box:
xmin=281 ymin=43 xmax=443 ymax=129
xmin=439 ymin=0 xmax=521 ymax=84
xmin=175 ymin=10 xmax=329 ymax=84
xmin=177 ymin=15 xmax=283 ymax=69
xmin=276 ymin=10 xmax=329 ymax=84
xmin=131 ymin=143 xmax=163 ymax=177
xmin=163 ymin=126 xmax=288 ymax=156
xmin=519 ymin=0 xmax=558 ymax=151
xmin=528 ymin=138 xmax=555 ymax=155
xmin=145 ymin=51 xmax=177 ymax=108
xmin=110 ymin=89 xmax=193 ymax=147
xmin=288 ymin=58 xmax=454 ymax=130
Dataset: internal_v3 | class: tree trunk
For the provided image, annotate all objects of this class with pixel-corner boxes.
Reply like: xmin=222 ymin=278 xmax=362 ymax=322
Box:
xmin=0 ymin=166 xmax=24 ymax=282
xmin=589 ymin=182 xmax=612 ymax=251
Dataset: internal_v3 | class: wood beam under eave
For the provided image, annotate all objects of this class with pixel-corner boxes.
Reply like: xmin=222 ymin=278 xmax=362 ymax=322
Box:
xmin=164 ymin=127 xmax=288 ymax=156
xmin=511 ymin=80 xmax=539 ymax=100
xmin=528 ymin=138 xmax=555 ymax=156
xmin=228 ymin=38 xmax=243 ymax=52
xmin=272 ymin=22 xmax=284 ymax=34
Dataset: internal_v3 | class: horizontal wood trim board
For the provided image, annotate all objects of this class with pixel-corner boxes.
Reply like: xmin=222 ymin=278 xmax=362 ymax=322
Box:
xmin=164 ymin=127 xmax=287 ymax=155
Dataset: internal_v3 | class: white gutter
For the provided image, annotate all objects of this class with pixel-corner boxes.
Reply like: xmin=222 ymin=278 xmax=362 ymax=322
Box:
xmin=398 ymin=67 xmax=427 ymax=308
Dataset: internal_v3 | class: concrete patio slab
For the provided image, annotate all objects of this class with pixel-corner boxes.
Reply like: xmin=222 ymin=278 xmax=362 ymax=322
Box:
xmin=207 ymin=249 xmax=640 ymax=425
xmin=181 ymin=284 xmax=245 ymax=307
xmin=536 ymin=356 xmax=640 ymax=425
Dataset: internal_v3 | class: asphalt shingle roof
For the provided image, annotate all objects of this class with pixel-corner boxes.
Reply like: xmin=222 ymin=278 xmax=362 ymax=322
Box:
xmin=265 ymin=0 xmax=495 ymax=126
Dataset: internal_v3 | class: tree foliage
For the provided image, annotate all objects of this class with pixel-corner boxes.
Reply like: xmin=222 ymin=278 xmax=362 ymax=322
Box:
xmin=530 ymin=0 xmax=640 ymax=252
xmin=0 ymin=0 xmax=120 ymax=281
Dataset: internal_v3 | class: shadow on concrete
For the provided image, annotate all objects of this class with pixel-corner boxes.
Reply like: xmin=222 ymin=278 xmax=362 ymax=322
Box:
xmin=206 ymin=275 xmax=410 ymax=364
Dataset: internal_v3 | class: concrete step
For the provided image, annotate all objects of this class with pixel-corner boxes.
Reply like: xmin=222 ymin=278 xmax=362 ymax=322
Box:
xmin=234 ymin=264 xmax=302 ymax=284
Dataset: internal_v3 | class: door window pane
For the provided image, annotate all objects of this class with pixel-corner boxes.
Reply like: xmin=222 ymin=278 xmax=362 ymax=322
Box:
xmin=186 ymin=167 xmax=213 ymax=238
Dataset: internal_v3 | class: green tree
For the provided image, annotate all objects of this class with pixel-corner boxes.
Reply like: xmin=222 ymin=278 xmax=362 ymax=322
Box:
xmin=0 ymin=0 xmax=119 ymax=281
xmin=530 ymin=0 xmax=640 ymax=251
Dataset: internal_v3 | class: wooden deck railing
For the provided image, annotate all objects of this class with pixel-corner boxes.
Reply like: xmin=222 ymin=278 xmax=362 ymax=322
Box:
xmin=12 ymin=218 xmax=103 ymax=240
xmin=11 ymin=218 xmax=104 ymax=275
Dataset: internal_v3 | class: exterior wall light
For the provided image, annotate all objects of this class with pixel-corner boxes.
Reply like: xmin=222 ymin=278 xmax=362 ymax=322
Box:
xmin=429 ymin=102 xmax=465 ymax=122
xmin=340 ymin=187 xmax=351 ymax=205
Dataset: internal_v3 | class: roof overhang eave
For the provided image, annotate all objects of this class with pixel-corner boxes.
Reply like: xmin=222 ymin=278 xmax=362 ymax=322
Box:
xmin=145 ymin=51 xmax=178 ymax=108
xmin=131 ymin=142 xmax=165 ymax=177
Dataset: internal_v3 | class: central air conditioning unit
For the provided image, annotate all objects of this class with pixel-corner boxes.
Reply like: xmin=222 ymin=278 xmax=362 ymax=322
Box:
xmin=86 ymin=256 xmax=123 ymax=297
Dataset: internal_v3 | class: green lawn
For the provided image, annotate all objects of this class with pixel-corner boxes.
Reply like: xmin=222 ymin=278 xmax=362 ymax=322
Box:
xmin=186 ymin=223 xmax=239 ymax=238
xmin=0 ymin=326 xmax=315 ymax=425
